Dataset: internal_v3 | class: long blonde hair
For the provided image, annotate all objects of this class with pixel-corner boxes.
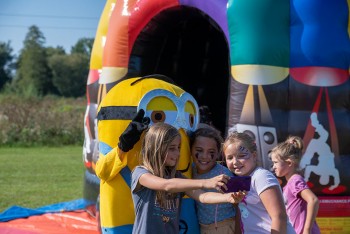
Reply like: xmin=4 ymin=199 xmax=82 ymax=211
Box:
xmin=141 ymin=122 xmax=180 ymax=206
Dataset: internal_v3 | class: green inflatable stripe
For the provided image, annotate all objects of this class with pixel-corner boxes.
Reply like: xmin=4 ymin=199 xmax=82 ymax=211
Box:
xmin=228 ymin=0 xmax=290 ymax=67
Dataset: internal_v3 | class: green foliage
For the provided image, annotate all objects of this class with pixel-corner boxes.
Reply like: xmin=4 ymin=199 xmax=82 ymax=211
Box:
xmin=1 ymin=25 xmax=93 ymax=98
xmin=23 ymin=25 xmax=46 ymax=48
xmin=0 ymin=94 xmax=86 ymax=146
xmin=13 ymin=25 xmax=56 ymax=96
xmin=49 ymin=53 xmax=89 ymax=97
xmin=46 ymin=46 xmax=66 ymax=57
xmin=71 ymin=38 xmax=94 ymax=55
xmin=0 ymin=41 xmax=14 ymax=91
xmin=0 ymin=146 xmax=85 ymax=211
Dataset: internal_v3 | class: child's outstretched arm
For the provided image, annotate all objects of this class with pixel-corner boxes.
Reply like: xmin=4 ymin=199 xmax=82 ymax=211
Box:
xmin=187 ymin=190 xmax=246 ymax=204
xmin=138 ymin=173 xmax=230 ymax=192
xmin=300 ymin=189 xmax=319 ymax=234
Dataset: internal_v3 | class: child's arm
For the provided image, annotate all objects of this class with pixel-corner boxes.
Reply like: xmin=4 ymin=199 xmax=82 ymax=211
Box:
xmin=138 ymin=173 xmax=229 ymax=192
xmin=260 ymin=185 xmax=288 ymax=234
xmin=300 ymin=189 xmax=319 ymax=234
xmin=186 ymin=190 xmax=246 ymax=204
xmin=234 ymin=204 xmax=242 ymax=234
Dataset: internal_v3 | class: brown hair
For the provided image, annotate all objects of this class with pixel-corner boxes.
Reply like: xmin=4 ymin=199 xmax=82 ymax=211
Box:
xmin=190 ymin=123 xmax=223 ymax=152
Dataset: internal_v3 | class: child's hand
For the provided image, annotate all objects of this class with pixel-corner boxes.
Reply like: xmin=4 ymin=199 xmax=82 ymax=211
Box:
xmin=205 ymin=174 xmax=230 ymax=191
xmin=227 ymin=191 xmax=247 ymax=204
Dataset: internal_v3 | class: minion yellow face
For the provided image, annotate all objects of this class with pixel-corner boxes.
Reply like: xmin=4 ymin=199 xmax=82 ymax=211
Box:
xmin=138 ymin=88 xmax=199 ymax=174
xmin=97 ymin=76 xmax=199 ymax=177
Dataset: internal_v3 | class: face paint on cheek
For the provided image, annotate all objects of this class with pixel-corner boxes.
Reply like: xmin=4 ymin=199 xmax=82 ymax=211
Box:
xmin=238 ymin=145 xmax=249 ymax=154
xmin=195 ymin=152 xmax=199 ymax=159
xmin=210 ymin=153 xmax=215 ymax=161
xmin=237 ymin=145 xmax=251 ymax=158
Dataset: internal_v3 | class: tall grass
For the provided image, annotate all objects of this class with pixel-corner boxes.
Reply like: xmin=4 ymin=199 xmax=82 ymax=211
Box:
xmin=0 ymin=146 xmax=85 ymax=212
xmin=0 ymin=94 xmax=86 ymax=146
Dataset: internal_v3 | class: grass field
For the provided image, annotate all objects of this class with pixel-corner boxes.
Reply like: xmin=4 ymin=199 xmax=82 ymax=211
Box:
xmin=0 ymin=146 xmax=85 ymax=212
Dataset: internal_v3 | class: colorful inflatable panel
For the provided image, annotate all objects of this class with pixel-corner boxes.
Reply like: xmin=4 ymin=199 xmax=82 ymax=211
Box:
xmin=83 ymin=1 xmax=350 ymax=233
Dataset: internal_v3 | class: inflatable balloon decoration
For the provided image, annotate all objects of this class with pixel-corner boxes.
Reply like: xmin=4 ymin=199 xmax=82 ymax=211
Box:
xmin=83 ymin=0 xmax=350 ymax=233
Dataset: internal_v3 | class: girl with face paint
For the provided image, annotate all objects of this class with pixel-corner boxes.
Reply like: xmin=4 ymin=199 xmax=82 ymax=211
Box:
xmin=223 ymin=132 xmax=296 ymax=234
xmin=190 ymin=124 xmax=241 ymax=234
xmin=132 ymin=123 xmax=246 ymax=234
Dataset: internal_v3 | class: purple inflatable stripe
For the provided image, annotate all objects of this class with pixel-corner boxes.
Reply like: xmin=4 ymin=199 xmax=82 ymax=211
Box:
xmin=179 ymin=0 xmax=230 ymax=47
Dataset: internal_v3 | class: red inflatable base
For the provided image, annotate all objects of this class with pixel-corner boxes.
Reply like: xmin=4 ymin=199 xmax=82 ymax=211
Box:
xmin=0 ymin=210 xmax=99 ymax=234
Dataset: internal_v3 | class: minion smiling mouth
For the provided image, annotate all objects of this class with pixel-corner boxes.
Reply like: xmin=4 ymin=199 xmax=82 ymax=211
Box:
xmin=178 ymin=162 xmax=190 ymax=173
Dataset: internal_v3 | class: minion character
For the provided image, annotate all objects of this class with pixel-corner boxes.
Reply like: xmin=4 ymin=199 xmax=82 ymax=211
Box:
xmin=95 ymin=75 xmax=200 ymax=234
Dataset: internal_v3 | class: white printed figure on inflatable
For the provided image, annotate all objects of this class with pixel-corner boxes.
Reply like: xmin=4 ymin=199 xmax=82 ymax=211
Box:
xmin=301 ymin=112 xmax=342 ymax=192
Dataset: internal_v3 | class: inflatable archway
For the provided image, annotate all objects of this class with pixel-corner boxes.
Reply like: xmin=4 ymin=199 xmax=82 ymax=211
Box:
xmin=83 ymin=0 xmax=350 ymax=233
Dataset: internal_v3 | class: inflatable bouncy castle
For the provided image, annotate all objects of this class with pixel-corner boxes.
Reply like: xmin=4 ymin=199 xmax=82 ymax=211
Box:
xmin=83 ymin=0 xmax=350 ymax=233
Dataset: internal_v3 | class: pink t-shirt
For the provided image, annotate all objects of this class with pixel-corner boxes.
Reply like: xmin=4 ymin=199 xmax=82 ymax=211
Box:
xmin=283 ymin=174 xmax=320 ymax=234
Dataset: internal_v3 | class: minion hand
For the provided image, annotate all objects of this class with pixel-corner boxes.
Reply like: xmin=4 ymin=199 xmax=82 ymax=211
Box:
xmin=118 ymin=109 xmax=150 ymax=152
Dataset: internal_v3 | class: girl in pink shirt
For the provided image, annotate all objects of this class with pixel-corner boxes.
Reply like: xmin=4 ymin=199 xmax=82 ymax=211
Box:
xmin=271 ymin=136 xmax=320 ymax=234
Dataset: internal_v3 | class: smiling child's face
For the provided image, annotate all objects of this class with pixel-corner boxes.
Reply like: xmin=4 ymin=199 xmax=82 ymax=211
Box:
xmin=191 ymin=136 xmax=218 ymax=174
xmin=224 ymin=142 xmax=257 ymax=176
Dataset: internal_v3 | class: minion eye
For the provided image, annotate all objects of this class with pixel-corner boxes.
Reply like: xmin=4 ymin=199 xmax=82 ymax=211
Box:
xmin=151 ymin=111 xmax=166 ymax=123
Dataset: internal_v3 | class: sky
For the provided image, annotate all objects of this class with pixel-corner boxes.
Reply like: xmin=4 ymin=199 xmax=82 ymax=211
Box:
xmin=0 ymin=0 xmax=105 ymax=56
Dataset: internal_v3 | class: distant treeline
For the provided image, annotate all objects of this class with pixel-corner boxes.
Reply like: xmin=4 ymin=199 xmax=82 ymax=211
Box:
xmin=0 ymin=25 xmax=92 ymax=98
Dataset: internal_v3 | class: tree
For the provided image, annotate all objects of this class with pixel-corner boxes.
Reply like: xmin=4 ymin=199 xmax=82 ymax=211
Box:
xmin=49 ymin=53 xmax=89 ymax=97
xmin=13 ymin=25 xmax=55 ymax=96
xmin=0 ymin=41 xmax=14 ymax=91
xmin=46 ymin=38 xmax=92 ymax=97
xmin=46 ymin=46 xmax=66 ymax=57
xmin=71 ymin=38 xmax=94 ymax=56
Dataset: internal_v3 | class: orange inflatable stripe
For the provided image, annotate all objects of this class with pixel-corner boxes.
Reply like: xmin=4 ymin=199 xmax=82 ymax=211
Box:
xmin=103 ymin=0 xmax=138 ymax=67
